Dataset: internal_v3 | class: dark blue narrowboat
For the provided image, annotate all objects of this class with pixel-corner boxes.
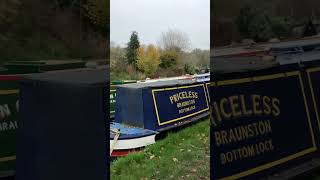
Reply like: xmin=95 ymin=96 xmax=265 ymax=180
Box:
xmin=210 ymin=38 xmax=320 ymax=179
xmin=110 ymin=77 xmax=210 ymax=156
xmin=115 ymin=79 xmax=209 ymax=131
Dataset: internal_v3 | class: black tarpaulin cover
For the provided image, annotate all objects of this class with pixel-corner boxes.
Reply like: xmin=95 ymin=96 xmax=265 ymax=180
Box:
xmin=16 ymin=69 xmax=109 ymax=180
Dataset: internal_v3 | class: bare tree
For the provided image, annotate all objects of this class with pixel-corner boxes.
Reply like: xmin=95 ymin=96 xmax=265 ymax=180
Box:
xmin=158 ymin=29 xmax=190 ymax=52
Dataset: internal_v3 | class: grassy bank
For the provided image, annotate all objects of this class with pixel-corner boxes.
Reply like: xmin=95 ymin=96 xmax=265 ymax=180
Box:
xmin=111 ymin=119 xmax=210 ymax=180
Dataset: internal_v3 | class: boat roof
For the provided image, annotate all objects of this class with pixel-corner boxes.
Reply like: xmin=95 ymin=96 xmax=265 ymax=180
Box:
xmin=119 ymin=79 xmax=197 ymax=89
xmin=4 ymin=60 xmax=85 ymax=65
xmin=211 ymin=56 xmax=279 ymax=74
xmin=194 ymin=73 xmax=210 ymax=77
xmin=271 ymin=38 xmax=320 ymax=50
xmin=138 ymin=75 xmax=193 ymax=83
xmin=21 ymin=68 xmax=108 ymax=86
xmin=211 ymin=37 xmax=320 ymax=57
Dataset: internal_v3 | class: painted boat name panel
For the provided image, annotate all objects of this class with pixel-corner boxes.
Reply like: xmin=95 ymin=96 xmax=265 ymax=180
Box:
xmin=115 ymin=80 xmax=210 ymax=131
xmin=152 ymin=84 xmax=209 ymax=126
xmin=210 ymin=70 xmax=317 ymax=179
xmin=0 ymin=79 xmax=19 ymax=172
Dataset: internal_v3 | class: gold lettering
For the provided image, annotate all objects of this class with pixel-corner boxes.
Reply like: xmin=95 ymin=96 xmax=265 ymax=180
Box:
xmin=252 ymin=95 xmax=262 ymax=115
xmin=240 ymin=95 xmax=252 ymax=115
xmin=215 ymin=132 xmax=222 ymax=146
xmin=169 ymin=96 xmax=174 ymax=104
xmin=220 ymin=98 xmax=232 ymax=119
xmin=221 ymin=131 xmax=228 ymax=145
xmin=262 ymin=96 xmax=271 ymax=115
xmin=213 ymin=102 xmax=222 ymax=124
xmin=272 ymin=98 xmax=280 ymax=116
xmin=229 ymin=95 xmax=242 ymax=117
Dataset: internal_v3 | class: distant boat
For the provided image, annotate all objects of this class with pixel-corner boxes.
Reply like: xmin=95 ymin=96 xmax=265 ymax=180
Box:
xmin=211 ymin=36 xmax=320 ymax=65
xmin=269 ymin=37 xmax=320 ymax=64
xmin=193 ymin=72 xmax=210 ymax=82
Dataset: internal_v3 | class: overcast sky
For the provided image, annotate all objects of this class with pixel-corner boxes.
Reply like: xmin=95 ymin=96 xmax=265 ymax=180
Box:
xmin=111 ymin=0 xmax=210 ymax=50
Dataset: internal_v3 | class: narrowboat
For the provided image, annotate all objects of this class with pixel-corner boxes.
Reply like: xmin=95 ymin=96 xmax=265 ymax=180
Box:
xmin=270 ymin=37 xmax=320 ymax=64
xmin=210 ymin=37 xmax=320 ymax=179
xmin=110 ymin=75 xmax=195 ymax=120
xmin=0 ymin=60 xmax=89 ymax=178
xmin=110 ymin=77 xmax=210 ymax=156
xmin=15 ymin=68 xmax=109 ymax=180
xmin=193 ymin=72 xmax=210 ymax=82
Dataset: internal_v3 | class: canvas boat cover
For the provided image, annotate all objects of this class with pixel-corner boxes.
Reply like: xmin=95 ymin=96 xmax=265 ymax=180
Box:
xmin=211 ymin=56 xmax=279 ymax=75
xmin=16 ymin=68 xmax=109 ymax=180
xmin=119 ymin=79 xmax=196 ymax=89
xmin=4 ymin=60 xmax=86 ymax=74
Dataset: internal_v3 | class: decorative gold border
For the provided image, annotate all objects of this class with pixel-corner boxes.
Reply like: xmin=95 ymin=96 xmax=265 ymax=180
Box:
xmin=152 ymin=84 xmax=210 ymax=126
xmin=214 ymin=71 xmax=317 ymax=180
xmin=0 ymin=156 xmax=16 ymax=162
xmin=0 ymin=89 xmax=19 ymax=95
xmin=306 ymin=67 xmax=320 ymax=135
xmin=205 ymin=82 xmax=210 ymax=100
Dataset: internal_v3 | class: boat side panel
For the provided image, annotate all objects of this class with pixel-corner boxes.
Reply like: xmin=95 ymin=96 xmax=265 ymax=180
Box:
xmin=0 ymin=77 xmax=19 ymax=174
xmin=115 ymin=86 xmax=144 ymax=128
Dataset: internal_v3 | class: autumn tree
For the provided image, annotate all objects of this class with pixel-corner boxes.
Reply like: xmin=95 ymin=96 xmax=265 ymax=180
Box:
xmin=159 ymin=49 xmax=178 ymax=68
xmin=137 ymin=44 xmax=160 ymax=77
xmin=126 ymin=31 xmax=140 ymax=66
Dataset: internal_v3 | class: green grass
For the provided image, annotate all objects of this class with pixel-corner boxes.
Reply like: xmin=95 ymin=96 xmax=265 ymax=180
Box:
xmin=111 ymin=119 xmax=210 ymax=180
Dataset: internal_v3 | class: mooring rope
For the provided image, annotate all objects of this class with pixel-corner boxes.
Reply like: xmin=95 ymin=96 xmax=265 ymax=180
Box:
xmin=110 ymin=128 xmax=121 ymax=156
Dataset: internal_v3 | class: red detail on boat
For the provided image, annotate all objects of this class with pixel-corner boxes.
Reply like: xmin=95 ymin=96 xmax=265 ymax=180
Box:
xmin=0 ymin=75 xmax=21 ymax=81
xmin=111 ymin=149 xmax=143 ymax=157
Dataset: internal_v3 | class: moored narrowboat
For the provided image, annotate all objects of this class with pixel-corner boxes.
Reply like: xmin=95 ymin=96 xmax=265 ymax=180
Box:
xmin=0 ymin=60 xmax=89 ymax=178
xmin=110 ymin=77 xmax=211 ymax=156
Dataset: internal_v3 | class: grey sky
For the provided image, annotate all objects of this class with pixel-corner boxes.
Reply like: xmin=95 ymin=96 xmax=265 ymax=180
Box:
xmin=111 ymin=0 xmax=210 ymax=50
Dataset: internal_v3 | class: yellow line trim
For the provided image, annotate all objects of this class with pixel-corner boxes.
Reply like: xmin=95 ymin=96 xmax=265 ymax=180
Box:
xmin=110 ymin=90 xmax=116 ymax=92
xmin=221 ymin=148 xmax=316 ymax=180
xmin=0 ymin=89 xmax=19 ymax=95
xmin=152 ymin=84 xmax=210 ymax=126
xmin=205 ymin=83 xmax=210 ymax=100
xmin=307 ymin=67 xmax=320 ymax=73
xmin=299 ymin=72 xmax=316 ymax=149
xmin=217 ymin=78 xmax=251 ymax=86
xmin=307 ymin=68 xmax=320 ymax=135
xmin=218 ymin=71 xmax=317 ymax=180
xmin=0 ymin=156 xmax=16 ymax=162
xmin=152 ymin=90 xmax=161 ymax=125
xmin=215 ymin=71 xmax=299 ymax=86
xmin=152 ymin=84 xmax=205 ymax=92
xmin=209 ymin=82 xmax=215 ymax=87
